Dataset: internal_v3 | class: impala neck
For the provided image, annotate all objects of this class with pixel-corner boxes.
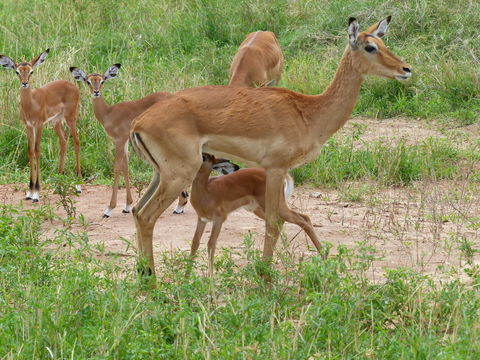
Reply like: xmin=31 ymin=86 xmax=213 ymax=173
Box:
xmin=311 ymin=47 xmax=364 ymax=137
xmin=92 ymin=95 xmax=112 ymax=124
xmin=192 ymin=164 xmax=211 ymax=192
xmin=20 ymin=87 xmax=34 ymax=114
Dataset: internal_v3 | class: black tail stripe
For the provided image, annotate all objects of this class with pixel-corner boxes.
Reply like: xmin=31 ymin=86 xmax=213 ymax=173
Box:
xmin=133 ymin=133 xmax=159 ymax=169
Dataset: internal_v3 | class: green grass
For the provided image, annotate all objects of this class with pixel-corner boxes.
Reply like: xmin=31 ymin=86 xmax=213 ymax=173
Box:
xmin=292 ymin=135 xmax=466 ymax=187
xmin=0 ymin=205 xmax=479 ymax=359
xmin=0 ymin=0 xmax=479 ymax=186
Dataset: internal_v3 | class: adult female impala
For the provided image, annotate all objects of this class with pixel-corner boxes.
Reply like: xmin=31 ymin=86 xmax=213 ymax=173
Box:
xmin=70 ymin=65 xmax=188 ymax=217
xmin=130 ymin=17 xmax=412 ymax=276
xmin=0 ymin=49 xmax=82 ymax=202
xmin=229 ymin=31 xmax=284 ymax=87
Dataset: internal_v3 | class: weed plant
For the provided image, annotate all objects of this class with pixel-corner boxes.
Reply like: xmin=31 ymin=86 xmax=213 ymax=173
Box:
xmin=0 ymin=205 xmax=479 ymax=359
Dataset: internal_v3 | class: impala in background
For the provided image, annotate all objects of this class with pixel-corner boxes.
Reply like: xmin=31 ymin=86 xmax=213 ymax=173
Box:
xmin=0 ymin=49 xmax=82 ymax=202
xmin=70 ymin=64 xmax=191 ymax=217
xmin=229 ymin=31 xmax=284 ymax=87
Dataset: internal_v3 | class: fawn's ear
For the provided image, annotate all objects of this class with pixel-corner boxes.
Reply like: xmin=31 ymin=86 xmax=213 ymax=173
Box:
xmin=366 ymin=16 xmax=391 ymax=38
xmin=31 ymin=49 xmax=49 ymax=68
xmin=69 ymin=67 xmax=87 ymax=82
xmin=348 ymin=17 xmax=360 ymax=48
xmin=0 ymin=55 xmax=16 ymax=70
xmin=103 ymin=63 xmax=121 ymax=80
xmin=201 ymin=153 xmax=214 ymax=162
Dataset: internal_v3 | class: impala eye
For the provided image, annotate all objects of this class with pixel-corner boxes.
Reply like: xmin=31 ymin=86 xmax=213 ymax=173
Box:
xmin=15 ymin=70 xmax=20 ymax=74
xmin=365 ymin=45 xmax=376 ymax=53
xmin=86 ymin=80 xmax=92 ymax=85
xmin=100 ymin=80 xmax=104 ymax=84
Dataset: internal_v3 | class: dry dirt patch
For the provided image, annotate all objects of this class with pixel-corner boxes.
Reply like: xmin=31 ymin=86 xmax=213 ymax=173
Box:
xmin=342 ymin=117 xmax=445 ymax=145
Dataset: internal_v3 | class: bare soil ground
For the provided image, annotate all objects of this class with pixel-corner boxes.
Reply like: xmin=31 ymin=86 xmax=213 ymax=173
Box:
xmin=1 ymin=118 xmax=478 ymax=281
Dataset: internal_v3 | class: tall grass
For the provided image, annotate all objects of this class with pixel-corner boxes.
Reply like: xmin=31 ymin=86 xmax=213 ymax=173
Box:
xmin=0 ymin=0 xmax=478 ymax=185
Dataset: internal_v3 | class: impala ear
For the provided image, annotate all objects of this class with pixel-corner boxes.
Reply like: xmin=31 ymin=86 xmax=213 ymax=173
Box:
xmin=202 ymin=153 xmax=214 ymax=162
xmin=31 ymin=49 xmax=49 ymax=68
xmin=348 ymin=17 xmax=360 ymax=48
xmin=103 ymin=63 xmax=121 ymax=80
xmin=0 ymin=55 xmax=16 ymax=70
xmin=69 ymin=67 xmax=87 ymax=82
xmin=367 ymin=16 xmax=391 ymax=38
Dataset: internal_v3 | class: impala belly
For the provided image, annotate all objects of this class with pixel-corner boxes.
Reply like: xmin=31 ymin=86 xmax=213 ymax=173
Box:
xmin=241 ymin=199 xmax=260 ymax=212
xmin=44 ymin=111 xmax=63 ymax=125
xmin=202 ymin=133 xmax=298 ymax=168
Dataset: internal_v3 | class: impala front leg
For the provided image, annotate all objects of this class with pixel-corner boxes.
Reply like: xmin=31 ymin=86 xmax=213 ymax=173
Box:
xmin=104 ymin=156 xmax=121 ymax=218
xmin=207 ymin=216 xmax=225 ymax=276
xmin=190 ymin=217 xmax=207 ymax=258
xmin=25 ymin=126 xmax=36 ymax=201
xmin=32 ymin=126 xmax=43 ymax=202
xmin=263 ymin=169 xmax=286 ymax=260
xmin=103 ymin=141 xmax=124 ymax=218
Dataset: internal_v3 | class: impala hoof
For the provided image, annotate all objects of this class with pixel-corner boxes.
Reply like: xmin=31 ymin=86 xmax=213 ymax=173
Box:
xmin=122 ymin=204 xmax=133 ymax=214
xmin=103 ymin=208 xmax=113 ymax=218
xmin=137 ymin=265 xmax=153 ymax=277
xmin=25 ymin=196 xmax=32 ymax=200
xmin=32 ymin=192 xmax=39 ymax=202
xmin=122 ymin=209 xmax=130 ymax=214
xmin=173 ymin=205 xmax=184 ymax=214
xmin=75 ymin=185 xmax=82 ymax=194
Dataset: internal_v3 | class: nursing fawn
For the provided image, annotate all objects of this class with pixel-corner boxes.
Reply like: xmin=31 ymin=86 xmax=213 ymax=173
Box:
xmin=190 ymin=154 xmax=322 ymax=275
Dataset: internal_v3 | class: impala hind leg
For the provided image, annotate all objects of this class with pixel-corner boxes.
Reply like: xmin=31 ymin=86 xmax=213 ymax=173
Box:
xmin=54 ymin=122 xmax=67 ymax=174
xmin=278 ymin=205 xmax=322 ymax=253
xmin=134 ymin=166 xmax=199 ymax=277
xmin=263 ymin=169 xmax=287 ymax=260
xmin=65 ymin=113 xmax=82 ymax=193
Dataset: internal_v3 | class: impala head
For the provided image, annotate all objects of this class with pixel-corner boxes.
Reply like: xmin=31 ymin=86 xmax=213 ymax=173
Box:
xmin=0 ymin=49 xmax=49 ymax=88
xmin=69 ymin=64 xmax=121 ymax=98
xmin=202 ymin=153 xmax=240 ymax=175
xmin=347 ymin=16 xmax=412 ymax=81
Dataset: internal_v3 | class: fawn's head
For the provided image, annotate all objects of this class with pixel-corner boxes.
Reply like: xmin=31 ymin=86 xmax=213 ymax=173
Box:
xmin=201 ymin=153 xmax=240 ymax=175
xmin=0 ymin=49 xmax=49 ymax=88
xmin=347 ymin=16 xmax=411 ymax=81
xmin=70 ymin=64 xmax=121 ymax=98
